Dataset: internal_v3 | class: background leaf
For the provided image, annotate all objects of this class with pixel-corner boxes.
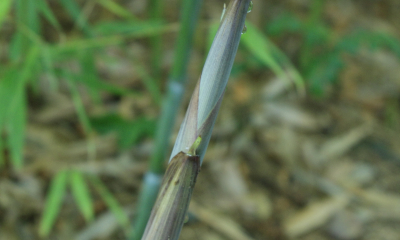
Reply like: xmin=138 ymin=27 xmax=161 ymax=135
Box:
xmin=59 ymin=0 xmax=92 ymax=36
xmin=96 ymin=0 xmax=136 ymax=20
xmin=89 ymin=175 xmax=129 ymax=229
xmin=242 ymin=22 xmax=305 ymax=95
xmin=70 ymin=171 xmax=94 ymax=222
xmin=9 ymin=0 xmax=39 ymax=61
xmin=39 ymin=171 xmax=69 ymax=237
xmin=6 ymin=86 xmax=26 ymax=168
xmin=91 ymin=114 xmax=156 ymax=149
xmin=36 ymin=0 xmax=62 ymax=31
xmin=0 ymin=0 xmax=13 ymax=28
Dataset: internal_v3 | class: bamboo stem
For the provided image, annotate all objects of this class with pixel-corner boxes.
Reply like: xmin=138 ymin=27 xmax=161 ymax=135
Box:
xmin=149 ymin=0 xmax=164 ymax=81
xmin=142 ymin=1 xmax=251 ymax=239
xmin=170 ymin=0 xmax=251 ymax=165
xmin=130 ymin=1 xmax=203 ymax=239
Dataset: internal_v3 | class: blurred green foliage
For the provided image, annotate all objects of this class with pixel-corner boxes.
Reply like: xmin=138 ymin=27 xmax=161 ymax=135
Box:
xmin=39 ymin=170 xmax=128 ymax=237
xmin=207 ymin=21 xmax=305 ymax=96
xmin=91 ymin=114 xmax=155 ymax=149
xmin=0 ymin=0 xmax=162 ymax=236
xmin=2 ymin=0 xmax=399 ymax=237
xmin=266 ymin=3 xmax=400 ymax=96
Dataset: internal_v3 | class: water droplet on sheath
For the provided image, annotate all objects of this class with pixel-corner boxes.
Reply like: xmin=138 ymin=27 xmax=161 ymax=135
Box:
xmin=248 ymin=1 xmax=253 ymax=13
xmin=241 ymin=24 xmax=247 ymax=35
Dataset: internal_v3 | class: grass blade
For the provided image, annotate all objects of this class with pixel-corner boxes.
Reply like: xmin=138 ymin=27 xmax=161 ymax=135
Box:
xmin=65 ymin=76 xmax=97 ymax=160
xmin=61 ymin=70 xmax=138 ymax=97
xmin=53 ymin=22 xmax=176 ymax=52
xmin=65 ymin=78 xmax=92 ymax=134
xmin=148 ymin=0 xmax=164 ymax=81
xmin=1 ymin=47 xmax=38 ymax=169
xmin=39 ymin=170 xmax=69 ymax=237
xmin=37 ymin=0 xmax=62 ymax=31
xmin=91 ymin=114 xmax=155 ymax=149
xmin=89 ymin=175 xmax=129 ymax=229
xmin=41 ymin=46 xmax=59 ymax=90
xmin=7 ymin=86 xmax=26 ymax=168
xmin=70 ymin=171 xmax=94 ymax=222
xmin=241 ymin=22 xmax=305 ymax=96
xmin=79 ymin=51 xmax=102 ymax=103
xmin=96 ymin=0 xmax=136 ymax=20
xmin=93 ymin=20 xmax=163 ymax=36
xmin=0 ymin=68 xmax=17 ymax=130
xmin=132 ymin=59 xmax=162 ymax=105
xmin=0 ymin=0 xmax=13 ymax=27
xmin=0 ymin=138 xmax=4 ymax=166
xmin=9 ymin=0 xmax=39 ymax=61
xmin=59 ymin=0 xmax=92 ymax=36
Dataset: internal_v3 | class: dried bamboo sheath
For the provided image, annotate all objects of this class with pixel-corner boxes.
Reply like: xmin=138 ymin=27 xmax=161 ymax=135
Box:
xmin=141 ymin=152 xmax=200 ymax=240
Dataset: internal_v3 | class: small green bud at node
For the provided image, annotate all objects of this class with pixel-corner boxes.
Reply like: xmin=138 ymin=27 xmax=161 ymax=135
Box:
xmin=188 ymin=136 xmax=202 ymax=156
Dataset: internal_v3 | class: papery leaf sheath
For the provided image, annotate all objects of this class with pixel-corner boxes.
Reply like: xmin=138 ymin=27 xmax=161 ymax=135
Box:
xmin=170 ymin=0 xmax=251 ymax=164
xmin=141 ymin=152 xmax=200 ymax=240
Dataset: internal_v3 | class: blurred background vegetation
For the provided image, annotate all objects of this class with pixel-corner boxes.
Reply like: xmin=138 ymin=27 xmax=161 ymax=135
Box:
xmin=1 ymin=0 xmax=400 ymax=239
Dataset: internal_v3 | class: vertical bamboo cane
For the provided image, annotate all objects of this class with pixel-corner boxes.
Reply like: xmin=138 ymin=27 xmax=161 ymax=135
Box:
xmin=130 ymin=1 xmax=203 ymax=239
xmin=142 ymin=1 xmax=251 ymax=239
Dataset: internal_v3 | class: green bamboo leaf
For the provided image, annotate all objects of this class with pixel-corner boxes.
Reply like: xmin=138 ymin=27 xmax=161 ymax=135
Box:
xmin=70 ymin=71 xmax=138 ymax=97
xmin=0 ymin=0 xmax=13 ymax=27
xmin=53 ymin=22 xmax=174 ymax=52
xmin=132 ymin=59 xmax=161 ymax=105
xmin=7 ymin=88 xmax=26 ymax=168
xmin=37 ymin=0 xmax=62 ymax=31
xmin=89 ymin=175 xmax=129 ymax=229
xmin=59 ymin=0 xmax=92 ymax=36
xmin=0 ymin=139 xmax=4 ymax=166
xmin=65 ymin=78 xmax=92 ymax=134
xmin=148 ymin=0 xmax=164 ymax=81
xmin=7 ymin=46 xmax=39 ymax=167
xmin=0 ymin=68 xmax=17 ymax=128
xmin=79 ymin=51 xmax=101 ymax=103
xmin=266 ymin=13 xmax=303 ymax=36
xmin=241 ymin=22 xmax=305 ymax=96
xmin=1 ymin=48 xmax=38 ymax=169
xmin=96 ymin=0 xmax=136 ymax=19
xmin=39 ymin=171 xmax=69 ymax=237
xmin=70 ymin=171 xmax=94 ymax=222
xmin=241 ymin=22 xmax=282 ymax=74
xmin=9 ymin=0 xmax=39 ymax=61
xmin=93 ymin=20 xmax=163 ymax=36
xmin=0 ymin=71 xmax=6 ymax=164
xmin=41 ymin=46 xmax=59 ymax=91
xmin=21 ymin=45 xmax=40 ymax=84
xmin=91 ymin=114 xmax=155 ymax=149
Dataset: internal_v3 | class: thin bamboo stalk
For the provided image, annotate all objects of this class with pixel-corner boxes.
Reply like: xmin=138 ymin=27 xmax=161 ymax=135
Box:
xmin=149 ymin=0 xmax=164 ymax=81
